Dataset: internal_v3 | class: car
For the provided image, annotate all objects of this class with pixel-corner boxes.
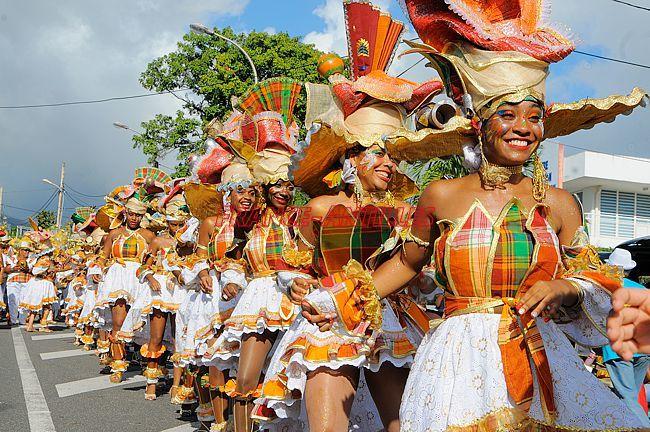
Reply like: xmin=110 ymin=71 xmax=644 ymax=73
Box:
xmin=615 ymin=236 xmax=650 ymax=286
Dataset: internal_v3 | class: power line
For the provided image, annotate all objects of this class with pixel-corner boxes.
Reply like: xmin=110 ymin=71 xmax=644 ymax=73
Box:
xmin=65 ymin=184 xmax=106 ymax=198
xmin=547 ymin=139 xmax=650 ymax=165
xmin=610 ymin=0 xmax=650 ymax=12
xmin=0 ymin=88 xmax=191 ymax=110
xmin=1 ymin=203 xmax=39 ymax=213
xmin=574 ymin=50 xmax=650 ymax=70
xmin=397 ymin=57 xmax=426 ymax=77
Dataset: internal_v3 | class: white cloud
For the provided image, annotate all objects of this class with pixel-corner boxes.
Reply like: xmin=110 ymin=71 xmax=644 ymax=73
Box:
xmin=0 ymin=0 xmax=250 ymax=223
xmin=262 ymin=26 xmax=277 ymax=35
xmin=303 ymin=0 xmax=391 ymax=55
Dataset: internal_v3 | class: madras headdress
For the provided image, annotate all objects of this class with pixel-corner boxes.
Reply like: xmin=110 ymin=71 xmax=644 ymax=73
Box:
xmin=223 ymin=77 xmax=303 ymax=185
xmin=293 ymin=0 xmax=444 ymax=199
xmin=386 ymin=0 xmax=648 ymax=162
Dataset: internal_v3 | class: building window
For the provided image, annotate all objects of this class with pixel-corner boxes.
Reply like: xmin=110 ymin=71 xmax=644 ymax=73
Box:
xmin=600 ymin=190 xmax=650 ymax=239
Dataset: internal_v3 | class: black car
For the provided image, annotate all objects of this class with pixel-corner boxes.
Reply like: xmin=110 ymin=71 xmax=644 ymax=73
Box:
xmin=615 ymin=236 xmax=650 ymax=286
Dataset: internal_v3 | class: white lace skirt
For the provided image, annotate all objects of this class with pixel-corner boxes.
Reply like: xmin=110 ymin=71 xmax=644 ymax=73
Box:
xmin=206 ymin=274 xmax=300 ymax=369
xmin=77 ymin=284 xmax=98 ymax=328
xmin=399 ymin=313 xmax=649 ymax=431
xmin=94 ymin=261 xmax=143 ymax=329
xmin=19 ymin=278 xmax=57 ymax=312
xmin=178 ymin=271 xmax=240 ymax=366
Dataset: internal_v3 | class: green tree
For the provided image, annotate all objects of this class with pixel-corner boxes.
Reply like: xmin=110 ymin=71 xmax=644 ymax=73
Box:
xmin=34 ymin=210 xmax=56 ymax=230
xmin=136 ymin=28 xmax=326 ymax=176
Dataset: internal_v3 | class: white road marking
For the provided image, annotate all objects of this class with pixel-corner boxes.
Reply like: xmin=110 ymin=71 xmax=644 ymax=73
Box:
xmin=40 ymin=349 xmax=95 ymax=360
xmin=159 ymin=424 xmax=198 ymax=432
xmin=55 ymin=372 xmax=147 ymax=398
xmin=11 ymin=327 xmax=56 ymax=432
xmin=31 ymin=333 xmax=74 ymax=341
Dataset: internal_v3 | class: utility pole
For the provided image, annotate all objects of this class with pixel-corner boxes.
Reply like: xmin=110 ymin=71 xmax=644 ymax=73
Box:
xmin=0 ymin=186 xmax=4 ymax=221
xmin=56 ymin=163 xmax=65 ymax=228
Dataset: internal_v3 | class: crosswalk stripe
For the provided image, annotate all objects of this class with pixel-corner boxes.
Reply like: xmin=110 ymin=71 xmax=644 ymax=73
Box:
xmin=31 ymin=333 xmax=74 ymax=341
xmin=12 ymin=327 xmax=56 ymax=432
xmin=55 ymin=372 xmax=146 ymax=398
xmin=159 ymin=424 xmax=198 ymax=432
xmin=40 ymin=349 xmax=95 ymax=360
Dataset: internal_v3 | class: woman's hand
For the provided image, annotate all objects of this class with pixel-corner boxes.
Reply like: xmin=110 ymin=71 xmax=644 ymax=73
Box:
xmin=301 ymin=300 xmax=336 ymax=332
xmin=221 ymin=283 xmax=240 ymax=301
xmin=289 ymin=278 xmax=318 ymax=304
xmin=199 ymin=270 xmax=212 ymax=294
xmin=517 ymin=279 xmax=579 ymax=320
xmin=147 ymin=275 xmax=162 ymax=292
xmin=607 ymin=288 xmax=650 ymax=361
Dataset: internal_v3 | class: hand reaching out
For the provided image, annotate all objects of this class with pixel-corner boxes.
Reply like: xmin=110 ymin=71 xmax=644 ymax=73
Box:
xmin=607 ymin=288 xmax=650 ymax=360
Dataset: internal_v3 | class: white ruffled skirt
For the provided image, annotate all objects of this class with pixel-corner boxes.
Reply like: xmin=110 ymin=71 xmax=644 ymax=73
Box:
xmin=399 ymin=313 xmax=649 ymax=431
xmin=206 ymin=272 xmax=301 ymax=369
xmin=178 ymin=270 xmax=241 ymax=366
xmin=19 ymin=278 xmax=57 ymax=312
xmin=94 ymin=261 xmax=143 ymax=329
xmin=118 ymin=273 xmax=186 ymax=345
xmin=77 ymin=282 xmax=99 ymax=328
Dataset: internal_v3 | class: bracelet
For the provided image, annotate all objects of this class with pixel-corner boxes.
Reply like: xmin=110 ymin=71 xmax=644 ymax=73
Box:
xmin=401 ymin=228 xmax=430 ymax=248
xmin=563 ymin=278 xmax=585 ymax=309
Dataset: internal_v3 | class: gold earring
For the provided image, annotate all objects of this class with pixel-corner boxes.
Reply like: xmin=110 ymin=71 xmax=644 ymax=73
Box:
xmin=532 ymin=151 xmax=549 ymax=202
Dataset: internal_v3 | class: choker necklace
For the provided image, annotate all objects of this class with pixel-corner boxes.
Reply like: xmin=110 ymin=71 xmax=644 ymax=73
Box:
xmin=478 ymin=157 xmax=523 ymax=190
xmin=352 ymin=176 xmax=395 ymax=207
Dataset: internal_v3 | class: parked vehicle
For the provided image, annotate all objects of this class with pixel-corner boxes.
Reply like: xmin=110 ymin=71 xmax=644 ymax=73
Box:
xmin=615 ymin=236 xmax=650 ymax=286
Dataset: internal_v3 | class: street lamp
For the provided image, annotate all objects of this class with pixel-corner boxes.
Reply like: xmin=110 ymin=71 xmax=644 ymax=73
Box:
xmin=113 ymin=121 xmax=160 ymax=168
xmin=190 ymin=23 xmax=259 ymax=84
xmin=42 ymin=164 xmax=65 ymax=229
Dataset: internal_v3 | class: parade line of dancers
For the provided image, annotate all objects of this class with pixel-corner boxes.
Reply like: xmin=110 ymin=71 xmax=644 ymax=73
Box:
xmin=2 ymin=1 xmax=650 ymax=431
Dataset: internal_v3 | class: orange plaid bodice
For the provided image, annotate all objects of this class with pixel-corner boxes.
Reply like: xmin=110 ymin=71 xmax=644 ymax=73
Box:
xmin=111 ymin=230 xmax=148 ymax=263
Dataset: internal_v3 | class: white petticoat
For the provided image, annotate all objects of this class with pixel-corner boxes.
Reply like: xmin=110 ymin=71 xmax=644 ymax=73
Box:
xmin=399 ymin=313 xmax=649 ymax=431
xmin=19 ymin=278 xmax=57 ymax=312
xmin=255 ymin=297 xmax=414 ymax=425
xmin=77 ymin=282 xmax=99 ymax=328
xmin=94 ymin=261 xmax=143 ymax=329
xmin=118 ymin=273 xmax=186 ymax=345
xmin=207 ymin=272 xmax=301 ymax=368
xmin=178 ymin=270 xmax=241 ymax=366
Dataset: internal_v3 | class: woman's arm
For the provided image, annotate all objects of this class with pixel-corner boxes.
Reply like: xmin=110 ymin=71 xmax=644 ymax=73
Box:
xmin=373 ymin=185 xmax=439 ymax=298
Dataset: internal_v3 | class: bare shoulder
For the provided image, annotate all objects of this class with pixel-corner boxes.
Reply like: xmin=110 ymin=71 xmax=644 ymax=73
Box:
xmin=305 ymin=194 xmax=341 ymax=219
xmin=545 ymin=186 xmax=582 ymax=232
xmin=420 ymin=176 xmax=468 ymax=206
xmin=139 ymin=228 xmax=156 ymax=242
xmin=200 ymin=215 xmax=220 ymax=231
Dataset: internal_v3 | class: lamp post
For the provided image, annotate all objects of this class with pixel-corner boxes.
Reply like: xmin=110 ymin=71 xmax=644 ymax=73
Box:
xmin=113 ymin=121 xmax=161 ymax=168
xmin=189 ymin=23 xmax=259 ymax=84
xmin=42 ymin=162 xmax=65 ymax=228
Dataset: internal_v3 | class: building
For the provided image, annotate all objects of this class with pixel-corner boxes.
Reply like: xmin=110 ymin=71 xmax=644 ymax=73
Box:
xmin=556 ymin=150 xmax=650 ymax=248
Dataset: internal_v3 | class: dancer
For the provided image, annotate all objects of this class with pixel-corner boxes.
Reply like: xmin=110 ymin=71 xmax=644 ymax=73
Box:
xmin=95 ymin=192 xmax=156 ymax=383
xmin=302 ymin=1 xmax=649 ymax=430
xmin=137 ymin=193 xmax=193 ymax=400
xmin=208 ymin=77 xmax=314 ymax=432
xmin=189 ymin=157 xmax=258 ymax=431
xmin=4 ymin=237 xmax=33 ymax=327
xmin=21 ymin=245 xmax=57 ymax=333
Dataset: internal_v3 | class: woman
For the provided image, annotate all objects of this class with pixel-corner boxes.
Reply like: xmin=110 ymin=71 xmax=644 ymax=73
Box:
xmin=133 ymin=194 xmax=194 ymax=400
xmin=208 ymin=78 xmax=315 ymax=431
xmin=255 ymin=5 xmax=438 ymax=430
xmin=94 ymin=196 xmax=155 ymax=383
xmin=21 ymin=247 xmax=57 ymax=333
xmin=4 ymin=238 xmax=33 ymax=326
xmin=183 ymin=160 xmax=258 ymax=431
xmin=303 ymin=1 xmax=650 ymax=429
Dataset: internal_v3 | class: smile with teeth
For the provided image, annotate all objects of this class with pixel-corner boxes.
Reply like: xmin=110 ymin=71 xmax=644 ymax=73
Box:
xmin=375 ymin=170 xmax=392 ymax=182
xmin=505 ymin=139 xmax=532 ymax=148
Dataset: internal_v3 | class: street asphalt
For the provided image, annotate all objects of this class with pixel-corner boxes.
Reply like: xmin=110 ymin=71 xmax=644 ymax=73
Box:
xmin=0 ymin=320 xmax=199 ymax=432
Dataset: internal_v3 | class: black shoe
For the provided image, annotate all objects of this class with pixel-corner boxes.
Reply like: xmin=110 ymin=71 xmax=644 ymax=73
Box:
xmin=99 ymin=365 xmax=112 ymax=375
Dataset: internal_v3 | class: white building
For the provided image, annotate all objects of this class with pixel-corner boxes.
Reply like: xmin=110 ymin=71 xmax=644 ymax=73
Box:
xmin=559 ymin=151 xmax=650 ymax=248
